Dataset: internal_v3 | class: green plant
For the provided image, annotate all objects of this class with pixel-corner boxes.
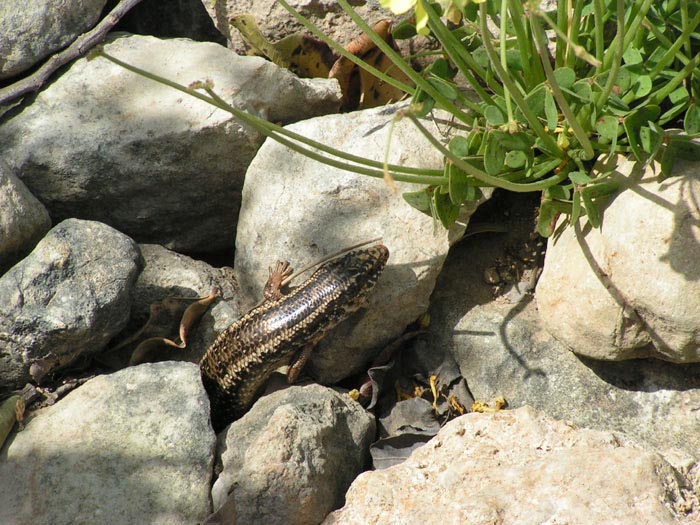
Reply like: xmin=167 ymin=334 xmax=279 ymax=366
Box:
xmin=288 ymin=0 xmax=700 ymax=235
xmin=99 ymin=0 xmax=700 ymax=236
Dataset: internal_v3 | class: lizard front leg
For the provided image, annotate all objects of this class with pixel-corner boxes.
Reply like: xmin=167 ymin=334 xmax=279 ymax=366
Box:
xmin=263 ymin=260 xmax=293 ymax=301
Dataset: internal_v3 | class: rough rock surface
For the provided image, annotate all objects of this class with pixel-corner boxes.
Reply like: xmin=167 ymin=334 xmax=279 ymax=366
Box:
xmin=235 ymin=102 xmax=484 ymax=384
xmin=0 ymin=362 xmax=215 ymax=525
xmin=212 ymin=383 xmax=375 ymax=525
xmin=0 ymin=160 xmax=51 ymax=274
xmin=0 ymin=0 xmax=107 ymax=80
xmin=537 ymin=156 xmax=700 ymax=362
xmin=125 ymin=243 xmax=240 ymax=363
xmin=0 ymin=33 xmax=341 ymax=253
xmin=414 ymin=205 xmax=700 ymax=460
xmin=0 ymin=219 xmax=141 ymax=393
xmin=324 ymin=406 xmax=699 ymax=525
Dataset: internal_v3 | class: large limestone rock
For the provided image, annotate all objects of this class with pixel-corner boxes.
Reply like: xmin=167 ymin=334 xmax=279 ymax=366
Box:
xmin=234 ymin=102 xmax=484 ymax=384
xmin=0 ymin=362 xmax=215 ymax=525
xmin=536 ymin=156 xmax=700 ymax=362
xmin=0 ymin=33 xmax=341 ymax=252
xmin=0 ymin=0 xmax=107 ymax=80
xmin=324 ymin=407 xmax=699 ymax=524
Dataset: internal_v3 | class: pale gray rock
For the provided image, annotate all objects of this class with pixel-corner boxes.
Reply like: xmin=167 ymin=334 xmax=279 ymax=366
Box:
xmin=212 ymin=383 xmax=375 ymax=525
xmin=417 ymin=220 xmax=700 ymax=460
xmin=0 ymin=160 xmax=51 ymax=274
xmin=0 ymin=362 xmax=215 ymax=525
xmin=0 ymin=33 xmax=341 ymax=253
xmin=0 ymin=219 xmax=141 ymax=393
xmin=0 ymin=0 xmax=107 ymax=80
xmin=324 ymin=406 xmax=699 ymax=525
xmin=537 ymin=155 xmax=700 ymax=362
xmin=235 ymin=102 xmax=484 ymax=384
xmin=128 ymin=243 xmax=240 ymax=362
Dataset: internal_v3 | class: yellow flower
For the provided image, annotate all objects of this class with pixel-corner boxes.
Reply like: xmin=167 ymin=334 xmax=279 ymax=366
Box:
xmin=379 ymin=0 xmax=429 ymax=34
xmin=379 ymin=0 xmax=485 ymax=35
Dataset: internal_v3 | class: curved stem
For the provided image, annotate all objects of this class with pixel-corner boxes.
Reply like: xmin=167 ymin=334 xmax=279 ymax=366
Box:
xmin=98 ymin=49 xmax=445 ymax=184
xmin=420 ymin=0 xmax=501 ymax=101
xmin=500 ymin=0 xmax=514 ymax=122
xmin=651 ymin=53 xmax=700 ymax=106
xmin=409 ymin=114 xmax=567 ymax=192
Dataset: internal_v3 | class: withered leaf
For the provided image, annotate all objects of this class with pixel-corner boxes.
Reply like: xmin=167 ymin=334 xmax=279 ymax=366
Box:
xmin=179 ymin=288 xmax=219 ymax=346
xmin=230 ymin=15 xmax=334 ymax=78
xmin=370 ymin=431 xmax=434 ymax=469
xmin=230 ymin=14 xmax=289 ymax=68
xmin=116 ymin=289 xmax=218 ymax=366
xmin=329 ymin=19 xmax=413 ymax=111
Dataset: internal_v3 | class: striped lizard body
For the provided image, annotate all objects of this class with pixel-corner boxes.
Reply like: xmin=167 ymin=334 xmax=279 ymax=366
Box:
xmin=200 ymin=244 xmax=389 ymax=432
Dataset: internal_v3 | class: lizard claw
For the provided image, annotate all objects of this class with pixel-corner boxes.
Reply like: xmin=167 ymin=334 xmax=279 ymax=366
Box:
xmin=264 ymin=260 xmax=294 ymax=301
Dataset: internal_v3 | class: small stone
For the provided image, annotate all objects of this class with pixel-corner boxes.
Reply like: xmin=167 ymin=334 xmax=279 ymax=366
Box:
xmin=212 ymin=383 xmax=375 ymax=525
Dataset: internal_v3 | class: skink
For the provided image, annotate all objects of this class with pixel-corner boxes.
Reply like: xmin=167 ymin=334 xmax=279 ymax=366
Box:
xmin=200 ymin=244 xmax=389 ymax=432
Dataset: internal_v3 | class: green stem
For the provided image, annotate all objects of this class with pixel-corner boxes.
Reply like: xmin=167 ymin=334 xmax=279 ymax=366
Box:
xmin=500 ymin=0 xmax=514 ymax=122
xmin=602 ymin=0 xmax=654 ymax=70
xmin=530 ymin=15 xmax=594 ymax=160
xmin=647 ymin=10 xmax=700 ymax=79
xmin=420 ymin=0 xmax=501 ymax=102
xmin=409 ymin=115 xmax=567 ymax=192
xmin=681 ymin=0 xmax=692 ymax=60
xmin=593 ymin=0 xmax=604 ymax=67
xmin=536 ymin=7 xmax=601 ymax=67
xmin=595 ymin=0 xmax=625 ymax=112
xmin=478 ymin=4 xmax=563 ymax=157
xmin=507 ymin=0 xmax=544 ymax=87
xmin=98 ymin=49 xmax=444 ymax=184
xmin=202 ymin=89 xmax=443 ymax=184
xmin=567 ymin=0 xmax=584 ymax=69
xmin=555 ymin=0 xmax=567 ymax=66
xmin=651 ymin=53 xmax=700 ymax=105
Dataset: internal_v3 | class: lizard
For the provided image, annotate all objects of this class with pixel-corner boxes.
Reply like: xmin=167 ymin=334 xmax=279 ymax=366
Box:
xmin=200 ymin=244 xmax=389 ymax=432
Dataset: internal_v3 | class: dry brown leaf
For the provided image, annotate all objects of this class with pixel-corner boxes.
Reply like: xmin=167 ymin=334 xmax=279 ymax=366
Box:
xmin=329 ymin=19 xmax=412 ymax=111
xmin=110 ymin=289 xmax=218 ymax=366
xmin=179 ymin=288 xmax=218 ymax=346
xmin=230 ymin=14 xmax=334 ymax=79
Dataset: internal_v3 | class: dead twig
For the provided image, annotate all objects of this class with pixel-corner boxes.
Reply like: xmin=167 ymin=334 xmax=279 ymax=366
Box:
xmin=0 ymin=0 xmax=145 ymax=106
